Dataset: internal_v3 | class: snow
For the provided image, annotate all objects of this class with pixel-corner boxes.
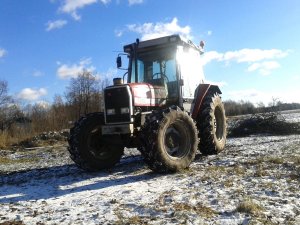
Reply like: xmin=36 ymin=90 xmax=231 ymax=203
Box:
xmin=1 ymin=115 xmax=300 ymax=224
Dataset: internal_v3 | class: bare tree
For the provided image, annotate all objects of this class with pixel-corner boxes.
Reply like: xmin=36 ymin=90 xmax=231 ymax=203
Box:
xmin=224 ymin=100 xmax=256 ymax=116
xmin=49 ymin=94 xmax=69 ymax=130
xmin=65 ymin=70 xmax=102 ymax=120
xmin=0 ymin=80 xmax=16 ymax=131
xmin=0 ymin=80 xmax=12 ymax=107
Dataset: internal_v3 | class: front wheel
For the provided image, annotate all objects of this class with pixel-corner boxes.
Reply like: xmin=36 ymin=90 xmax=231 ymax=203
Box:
xmin=68 ymin=112 xmax=124 ymax=171
xmin=197 ymin=93 xmax=227 ymax=155
xmin=139 ymin=107 xmax=199 ymax=173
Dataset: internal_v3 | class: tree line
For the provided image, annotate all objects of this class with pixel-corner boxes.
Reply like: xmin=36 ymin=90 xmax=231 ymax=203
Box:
xmin=1 ymin=71 xmax=300 ymax=147
xmin=224 ymin=99 xmax=300 ymax=116
xmin=0 ymin=70 xmax=109 ymax=147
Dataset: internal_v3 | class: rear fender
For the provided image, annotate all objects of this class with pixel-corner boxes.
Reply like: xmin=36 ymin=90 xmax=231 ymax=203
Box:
xmin=191 ymin=84 xmax=222 ymax=119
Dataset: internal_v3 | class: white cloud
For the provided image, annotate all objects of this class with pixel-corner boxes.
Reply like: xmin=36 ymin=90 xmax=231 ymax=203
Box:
xmin=207 ymin=30 xmax=212 ymax=36
xmin=247 ymin=61 xmax=280 ymax=76
xmin=204 ymin=49 xmax=289 ymax=65
xmin=57 ymin=58 xmax=95 ymax=79
xmin=222 ymin=49 xmax=289 ymax=63
xmin=35 ymin=101 xmax=51 ymax=109
xmin=203 ymin=48 xmax=289 ymax=75
xmin=46 ymin=20 xmax=68 ymax=31
xmin=101 ymin=67 xmax=118 ymax=79
xmin=227 ymin=89 xmax=272 ymax=105
xmin=128 ymin=0 xmax=143 ymax=5
xmin=0 ymin=48 xmax=7 ymax=58
xmin=227 ymin=88 xmax=300 ymax=105
xmin=17 ymin=88 xmax=48 ymax=101
xmin=202 ymin=51 xmax=223 ymax=65
xmin=127 ymin=17 xmax=191 ymax=40
xmin=114 ymin=29 xmax=123 ymax=37
xmin=33 ymin=70 xmax=45 ymax=77
xmin=59 ymin=0 xmax=110 ymax=20
xmin=96 ymin=68 xmax=119 ymax=86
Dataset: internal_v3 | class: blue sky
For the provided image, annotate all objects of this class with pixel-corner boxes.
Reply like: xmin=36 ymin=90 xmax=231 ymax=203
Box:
xmin=0 ymin=0 xmax=300 ymax=106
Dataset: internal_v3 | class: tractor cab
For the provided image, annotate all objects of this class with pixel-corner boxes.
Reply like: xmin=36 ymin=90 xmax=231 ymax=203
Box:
xmin=117 ymin=35 xmax=206 ymax=111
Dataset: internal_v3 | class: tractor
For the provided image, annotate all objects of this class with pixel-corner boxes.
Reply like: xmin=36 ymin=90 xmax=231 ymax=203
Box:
xmin=68 ymin=35 xmax=227 ymax=173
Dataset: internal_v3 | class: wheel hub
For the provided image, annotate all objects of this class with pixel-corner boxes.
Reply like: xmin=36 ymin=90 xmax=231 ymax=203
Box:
xmin=165 ymin=126 xmax=181 ymax=156
xmin=166 ymin=130 xmax=179 ymax=149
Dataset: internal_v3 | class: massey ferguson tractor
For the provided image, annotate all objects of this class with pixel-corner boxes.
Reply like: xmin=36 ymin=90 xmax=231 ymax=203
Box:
xmin=68 ymin=35 xmax=227 ymax=173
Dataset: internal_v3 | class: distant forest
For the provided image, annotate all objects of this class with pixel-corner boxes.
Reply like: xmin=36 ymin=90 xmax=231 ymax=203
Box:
xmin=1 ymin=72 xmax=300 ymax=147
xmin=224 ymin=100 xmax=300 ymax=116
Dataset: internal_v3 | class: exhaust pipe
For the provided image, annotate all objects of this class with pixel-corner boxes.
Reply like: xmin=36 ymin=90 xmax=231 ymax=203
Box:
xmin=113 ymin=78 xmax=123 ymax=85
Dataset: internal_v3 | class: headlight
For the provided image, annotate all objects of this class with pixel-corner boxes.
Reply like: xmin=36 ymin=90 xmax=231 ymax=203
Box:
xmin=121 ymin=107 xmax=130 ymax=114
xmin=107 ymin=109 xmax=115 ymax=115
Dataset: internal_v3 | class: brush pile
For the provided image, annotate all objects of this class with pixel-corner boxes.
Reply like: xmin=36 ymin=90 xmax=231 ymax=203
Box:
xmin=15 ymin=130 xmax=69 ymax=148
xmin=229 ymin=112 xmax=300 ymax=137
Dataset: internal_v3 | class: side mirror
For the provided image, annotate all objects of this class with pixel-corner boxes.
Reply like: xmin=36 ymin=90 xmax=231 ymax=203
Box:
xmin=179 ymin=79 xmax=184 ymax=86
xmin=116 ymin=56 xmax=122 ymax=68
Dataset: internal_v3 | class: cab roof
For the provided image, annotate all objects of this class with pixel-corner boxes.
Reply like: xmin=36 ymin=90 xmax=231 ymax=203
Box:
xmin=123 ymin=34 xmax=203 ymax=54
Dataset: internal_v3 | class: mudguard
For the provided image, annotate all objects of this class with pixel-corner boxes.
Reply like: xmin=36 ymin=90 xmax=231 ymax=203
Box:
xmin=191 ymin=84 xmax=222 ymax=119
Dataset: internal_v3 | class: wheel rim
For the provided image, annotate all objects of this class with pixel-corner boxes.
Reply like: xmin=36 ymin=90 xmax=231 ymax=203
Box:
xmin=164 ymin=120 xmax=191 ymax=158
xmin=87 ymin=126 xmax=113 ymax=160
xmin=214 ymin=106 xmax=225 ymax=140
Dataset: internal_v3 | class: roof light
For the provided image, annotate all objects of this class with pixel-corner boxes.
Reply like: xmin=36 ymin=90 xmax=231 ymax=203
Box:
xmin=200 ymin=40 xmax=205 ymax=48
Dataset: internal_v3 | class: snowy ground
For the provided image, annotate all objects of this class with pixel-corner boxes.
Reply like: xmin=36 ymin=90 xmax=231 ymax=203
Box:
xmin=0 ymin=116 xmax=300 ymax=224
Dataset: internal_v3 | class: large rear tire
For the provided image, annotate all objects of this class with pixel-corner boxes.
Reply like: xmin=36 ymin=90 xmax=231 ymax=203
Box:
xmin=140 ymin=106 xmax=198 ymax=173
xmin=68 ymin=112 xmax=124 ymax=171
xmin=197 ymin=93 xmax=227 ymax=155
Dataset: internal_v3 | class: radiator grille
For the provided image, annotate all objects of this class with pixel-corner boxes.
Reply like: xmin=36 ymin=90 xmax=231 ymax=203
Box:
xmin=104 ymin=86 xmax=132 ymax=123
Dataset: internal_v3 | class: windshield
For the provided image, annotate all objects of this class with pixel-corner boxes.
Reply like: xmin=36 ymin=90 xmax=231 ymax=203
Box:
xmin=129 ymin=47 xmax=179 ymax=101
xmin=130 ymin=48 xmax=177 ymax=84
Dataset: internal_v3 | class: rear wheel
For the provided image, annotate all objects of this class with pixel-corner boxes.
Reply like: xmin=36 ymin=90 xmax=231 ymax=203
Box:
xmin=197 ymin=93 xmax=227 ymax=155
xmin=140 ymin=106 xmax=198 ymax=173
xmin=68 ymin=112 xmax=124 ymax=171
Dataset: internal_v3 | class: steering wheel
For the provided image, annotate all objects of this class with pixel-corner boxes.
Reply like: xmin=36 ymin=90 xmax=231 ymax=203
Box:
xmin=152 ymin=72 xmax=169 ymax=83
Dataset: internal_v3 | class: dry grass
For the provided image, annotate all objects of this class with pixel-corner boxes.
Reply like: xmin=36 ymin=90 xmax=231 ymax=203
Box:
xmin=0 ymin=128 xmax=68 ymax=150
xmin=244 ymin=158 xmax=265 ymax=166
xmin=254 ymin=165 xmax=269 ymax=177
xmin=173 ymin=202 xmax=217 ymax=218
xmin=228 ymin=165 xmax=247 ymax=176
xmin=291 ymin=156 xmax=300 ymax=166
xmin=236 ymin=199 xmax=263 ymax=215
xmin=0 ymin=221 xmax=26 ymax=225
xmin=223 ymin=178 xmax=234 ymax=187
xmin=114 ymin=209 xmax=150 ymax=225
xmin=118 ymin=215 xmax=149 ymax=225
xmin=0 ymin=129 xmax=36 ymax=149
xmin=265 ymin=156 xmax=284 ymax=164
xmin=0 ymin=131 xmax=9 ymax=148
xmin=0 ymin=156 xmax=38 ymax=165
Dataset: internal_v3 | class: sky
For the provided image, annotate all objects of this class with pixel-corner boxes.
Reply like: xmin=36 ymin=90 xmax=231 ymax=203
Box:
xmin=0 ymin=0 xmax=300 ymax=106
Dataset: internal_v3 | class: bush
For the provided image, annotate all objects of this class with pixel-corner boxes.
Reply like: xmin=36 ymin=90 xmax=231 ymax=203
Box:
xmin=236 ymin=199 xmax=263 ymax=215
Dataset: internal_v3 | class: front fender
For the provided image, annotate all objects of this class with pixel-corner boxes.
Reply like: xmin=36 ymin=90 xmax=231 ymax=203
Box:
xmin=191 ymin=84 xmax=222 ymax=119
